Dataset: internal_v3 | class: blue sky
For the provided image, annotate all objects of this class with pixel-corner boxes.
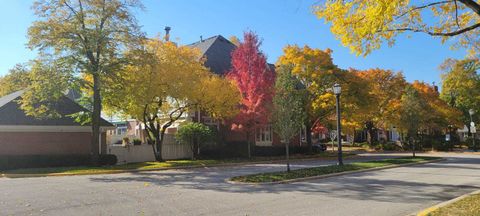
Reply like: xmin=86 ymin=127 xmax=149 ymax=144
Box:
xmin=0 ymin=0 xmax=467 ymax=84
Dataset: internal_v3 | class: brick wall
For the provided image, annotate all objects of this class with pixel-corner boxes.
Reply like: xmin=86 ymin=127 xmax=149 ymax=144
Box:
xmin=0 ymin=132 xmax=92 ymax=155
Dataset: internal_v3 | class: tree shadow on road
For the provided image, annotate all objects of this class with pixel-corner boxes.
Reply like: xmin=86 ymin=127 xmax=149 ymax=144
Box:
xmin=88 ymin=156 xmax=480 ymax=203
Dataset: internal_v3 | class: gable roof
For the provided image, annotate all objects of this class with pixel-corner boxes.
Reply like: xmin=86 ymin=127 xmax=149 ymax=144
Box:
xmin=0 ymin=90 xmax=113 ymax=127
xmin=188 ymin=35 xmax=237 ymax=75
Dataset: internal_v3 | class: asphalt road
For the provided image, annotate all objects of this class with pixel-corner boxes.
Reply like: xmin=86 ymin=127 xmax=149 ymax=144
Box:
xmin=1 ymin=153 xmax=479 ymax=216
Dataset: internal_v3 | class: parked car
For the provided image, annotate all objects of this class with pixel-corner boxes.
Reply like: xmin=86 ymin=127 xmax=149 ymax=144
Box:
xmin=312 ymin=143 xmax=327 ymax=152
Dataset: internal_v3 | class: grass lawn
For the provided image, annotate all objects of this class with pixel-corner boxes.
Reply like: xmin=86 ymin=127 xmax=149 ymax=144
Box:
xmin=1 ymin=151 xmax=354 ymax=176
xmin=230 ymin=156 xmax=440 ymax=183
xmin=425 ymin=193 xmax=480 ymax=216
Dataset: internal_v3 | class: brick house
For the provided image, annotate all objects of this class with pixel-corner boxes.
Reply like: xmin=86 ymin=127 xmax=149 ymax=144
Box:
xmin=188 ymin=35 xmax=303 ymax=147
xmin=106 ymin=35 xmax=310 ymax=152
xmin=0 ymin=90 xmax=114 ymax=158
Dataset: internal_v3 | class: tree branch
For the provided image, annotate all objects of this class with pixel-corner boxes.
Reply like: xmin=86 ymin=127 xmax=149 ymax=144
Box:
xmin=458 ymin=0 xmax=480 ymax=16
xmin=396 ymin=0 xmax=453 ymax=19
xmin=385 ymin=23 xmax=480 ymax=36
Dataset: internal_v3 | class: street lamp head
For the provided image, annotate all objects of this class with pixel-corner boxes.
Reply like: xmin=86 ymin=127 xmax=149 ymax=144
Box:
xmin=333 ymin=83 xmax=341 ymax=95
xmin=469 ymin=109 xmax=475 ymax=116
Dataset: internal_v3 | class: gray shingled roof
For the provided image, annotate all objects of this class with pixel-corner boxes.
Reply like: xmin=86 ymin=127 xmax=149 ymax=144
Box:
xmin=0 ymin=90 xmax=113 ymax=127
xmin=188 ymin=35 xmax=237 ymax=75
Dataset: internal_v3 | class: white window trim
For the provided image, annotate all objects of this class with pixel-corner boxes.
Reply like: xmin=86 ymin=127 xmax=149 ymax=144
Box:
xmin=256 ymin=125 xmax=273 ymax=146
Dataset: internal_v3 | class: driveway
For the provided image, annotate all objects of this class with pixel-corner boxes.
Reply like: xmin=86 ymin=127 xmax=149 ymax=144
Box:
xmin=0 ymin=153 xmax=479 ymax=216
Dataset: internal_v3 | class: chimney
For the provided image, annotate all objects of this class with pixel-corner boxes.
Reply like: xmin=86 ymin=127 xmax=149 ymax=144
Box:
xmin=200 ymin=35 xmax=203 ymax=42
xmin=433 ymin=82 xmax=439 ymax=93
xmin=164 ymin=26 xmax=171 ymax=41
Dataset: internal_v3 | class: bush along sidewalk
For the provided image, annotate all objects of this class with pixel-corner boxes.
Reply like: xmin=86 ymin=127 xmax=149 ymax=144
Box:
xmin=229 ymin=156 xmax=441 ymax=184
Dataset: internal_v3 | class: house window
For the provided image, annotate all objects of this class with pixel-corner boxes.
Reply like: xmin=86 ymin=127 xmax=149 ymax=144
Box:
xmin=202 ymin=116 xmax=219 ymax=127
xmin=256 ymin=125 xmax=273 ymax=146
xmin=115 ymin=123 xmax=127 ymax=135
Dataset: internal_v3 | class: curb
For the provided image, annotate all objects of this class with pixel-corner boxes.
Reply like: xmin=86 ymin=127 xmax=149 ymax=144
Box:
xmin=412 ymin=189 xmax=480 ymax=216
xmin=227 ymin=158 xmax=445 ymax=185
xmin=0 ymin=155 xmax=358 ymax=178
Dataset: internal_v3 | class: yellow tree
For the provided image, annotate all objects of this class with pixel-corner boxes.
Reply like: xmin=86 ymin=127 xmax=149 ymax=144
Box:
xmin=338 ymin=69 xmax=375 ymax=144
xmin=413 ymin=81 xmax=462 ymax=132
xmin=315 ymin=0 xmax=480 ymax=57
xmin=104 ymin=39 xmax=240 ymax=161
xmin=356 ymin=69 xmax=407 ymax=144
xmin=388 ymin=82 xmax=461 ymax=151
xmin=277 ymin=45 xmax=339 ymax=151
xmin=277 ymin=45 xmax=373 ymax=146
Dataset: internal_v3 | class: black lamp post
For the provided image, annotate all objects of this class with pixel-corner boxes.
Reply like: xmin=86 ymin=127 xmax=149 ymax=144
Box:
xmin=333 ymin=83 xmax=343 ymax=166
xmin=469 ymin=109 xmax=477 ymax=152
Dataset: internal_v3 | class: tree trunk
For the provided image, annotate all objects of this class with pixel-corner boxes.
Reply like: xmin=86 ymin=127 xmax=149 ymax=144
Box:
xmin=90 ymin=74 xmax=101 ymax=165
xmin=365 ymin=121 xmax=375 ymax=145
xmin=285 ymin=141 xmax=290 ymax=172
xmin=367 ymin=129 xmax=374 ymax=145
xmin=190 ymin=137 xmax=195 ymax=160
xmin=411 ymin=138 xmax=416 ymax=157
xmin=352 ymin=129 xmax=356 ymax=146
xmin=147 ymin=127 xmax=164 ymax=162
xmin=155 ymin=129 xmax=166 ymax=161
xmin=305 ymin=121 xmax=313 ymax=154
xmin=331 ymin=136 xmax=335 ymax=152
xmin=153 ymin=139 xmax=163 ymax=161
xmin=193 ymin=137 xmax=199 ymax=160
xmin=245 ymin=131 xmax=252 ymax=159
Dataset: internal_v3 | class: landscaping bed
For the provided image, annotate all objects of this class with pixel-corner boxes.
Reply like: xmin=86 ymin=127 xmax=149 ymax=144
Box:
xmin=1 ymin=151 xmax=354 ymax=177
xmin=230 ymin=156 xmax=440 ymax=183
xmin=424 ymin=193 xmax=480 ymax=216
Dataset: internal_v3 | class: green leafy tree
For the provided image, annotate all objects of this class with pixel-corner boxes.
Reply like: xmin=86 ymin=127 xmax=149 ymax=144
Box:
xmin=0 ymin=64 xmax=31 ymax=97
xmin=392 ymin=85 xmax=429 ymax=157
xmin=20 ymin=59 xmax=74 ymax=119
xmin=176 ymin=122 xmax=215 ymax=160
xmin=272 ymin=65 xmax=307 ymax=172
xmin=440 ymin=58 xmax=480 ymax=125
xmin=26 ymin=0 xmax=145 ymax=162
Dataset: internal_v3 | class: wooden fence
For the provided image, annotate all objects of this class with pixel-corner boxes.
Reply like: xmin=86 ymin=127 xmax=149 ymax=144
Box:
xmin=108 ymin=134 xmax=192 ymax=164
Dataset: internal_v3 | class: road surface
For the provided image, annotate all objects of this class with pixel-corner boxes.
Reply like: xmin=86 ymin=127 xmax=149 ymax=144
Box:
xmin=0 ymin=153 xmax=479 ymax=216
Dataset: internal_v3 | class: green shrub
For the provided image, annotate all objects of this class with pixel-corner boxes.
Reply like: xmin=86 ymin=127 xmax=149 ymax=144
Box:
xmin=465 ymin=138 xmax=480 ymax=151
xmin=99 ymin=154 xmax=118 ymax=166
xmin=431 ymin=139 xmax=454 ymax=151
xmin=176 ymin=122 xmax=215 ymax=159
xmin=381 ymin=142 xmax=402 ymax=151
xmin=132 ymin=138 xmax=142 ymax=145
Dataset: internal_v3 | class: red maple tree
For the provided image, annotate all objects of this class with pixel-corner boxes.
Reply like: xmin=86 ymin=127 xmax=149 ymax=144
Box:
xmin=227 ymin=31 xmax=275 ymax=157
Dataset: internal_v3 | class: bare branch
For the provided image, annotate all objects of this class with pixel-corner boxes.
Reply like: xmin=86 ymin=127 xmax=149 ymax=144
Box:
xmin=396 ymin=0 xmax=453 ymax=19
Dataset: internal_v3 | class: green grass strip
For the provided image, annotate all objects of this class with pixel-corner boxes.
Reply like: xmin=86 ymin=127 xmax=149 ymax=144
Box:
xmin=1 ymin=152 xmax=353 ymax=176
xmin=230 ymin=156 xmax=440 ymax=183
xmin=426 ymin=194 xmax=480 ymax=216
